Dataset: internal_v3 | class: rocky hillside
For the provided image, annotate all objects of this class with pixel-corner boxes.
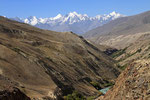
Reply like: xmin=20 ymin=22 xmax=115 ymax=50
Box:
xmin=0 ymin=16 xmax=120 ymax=99
xmin=84 ymin=11 xmax=150 ymax=49
xmin=0 ymin=87 xmax=30 ymax=100
xmin=84 ymin=10 xmax=150 ymax=71
xmin=84 ymin=11 xmax=150 ymax=100
xmin=110 ymin=32 xmax=150 ymax=69
xmin=97 ymin=59 xmax=150 ymax=100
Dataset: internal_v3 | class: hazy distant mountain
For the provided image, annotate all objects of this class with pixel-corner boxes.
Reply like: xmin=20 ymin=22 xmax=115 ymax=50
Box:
xmin=84 ymin=11 xmax=150 ymax=49
xmin=10 ymin=11 xmax=124 ymax=34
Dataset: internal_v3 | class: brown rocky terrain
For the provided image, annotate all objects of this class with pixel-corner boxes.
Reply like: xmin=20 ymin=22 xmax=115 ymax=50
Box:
xmin=96 ymin=59 xmax=150 ymax=100
xmin=83 ymin=10 xmax=150 ymax=100
xmin=111 ymin=32 xmax=150 ymax=68
xmin=0 ymin=87 xmax=30 ymax=100
xmin=0 ymin=16 xmax=120 ymax=99
xmin=95 ymin=32 xmax=150 ymax=100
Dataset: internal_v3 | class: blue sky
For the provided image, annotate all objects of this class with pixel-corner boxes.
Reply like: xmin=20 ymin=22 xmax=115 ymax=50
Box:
xmin=0 ymin=0 xmax=150 ymax=18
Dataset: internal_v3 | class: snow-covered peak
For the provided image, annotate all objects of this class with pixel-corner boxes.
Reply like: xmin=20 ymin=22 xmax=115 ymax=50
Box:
xmin=68 ymin=11 xmax=79 ymax=17
xmin=25 ymin=16 xmax=38 ymax=25
xmin=83 ymin=14 xmax=88 ymax=17
xmin=95 ymin=15 xmax=102 ymax=19
xmin=109 ymin=11 xmax=123 ymax=20
xmin=11 ymin=11 xmax=124 ymax=25
xmin=10 ymin=11 xmax=124 ymax=34
xmin=110 ymin=11 xmax=118 ymax=16
xmin=52 ymin=14 xmax=63 ymax=20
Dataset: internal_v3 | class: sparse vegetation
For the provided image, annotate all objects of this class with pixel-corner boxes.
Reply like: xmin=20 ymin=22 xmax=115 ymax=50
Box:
xmin=45 ymin=57 xmax=54 ymax=62
xmin=64 ymin=91 xmax=103 ymax=100
xmin=64 ymin=91 xmax=86 ymax=100
xmin=87 ymin=96 xmax=96 ymax=100
xmin=86 ymin=91 xmax=104 ymax=100
xmin=90 ymin=81 xmax=101 ymax=90
xmin=111 ymin=47 xmax=127 ymax=58
xmin=12 ymin=47 xmax=22 ymax=52
xmin=117 ymin=64 xmax=128 ymax=70
xmin=117 ymin=48 xmax=142 ymax=62
xmin=104 ymin=82 xmax=114 ymax=87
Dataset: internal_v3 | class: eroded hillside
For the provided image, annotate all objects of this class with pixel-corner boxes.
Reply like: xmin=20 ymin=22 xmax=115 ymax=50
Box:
xmin=109 ymin=32 xmax=150 ymax=70
xmin=0 ymin=16 xmax=120 ymax=99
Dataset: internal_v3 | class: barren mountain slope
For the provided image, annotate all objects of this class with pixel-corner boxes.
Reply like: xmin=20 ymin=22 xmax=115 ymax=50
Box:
xmin=84 ymin=11 xmax=150 ymax=49
xmin=0 ymin=16 xmax=120 ymax=99
xmin=110 ymin=32 xmax=150 ymax=70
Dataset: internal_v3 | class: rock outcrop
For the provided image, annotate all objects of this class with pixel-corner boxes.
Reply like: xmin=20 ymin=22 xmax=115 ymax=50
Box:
xmin=0 ymin=87 xmax=30 ymax=100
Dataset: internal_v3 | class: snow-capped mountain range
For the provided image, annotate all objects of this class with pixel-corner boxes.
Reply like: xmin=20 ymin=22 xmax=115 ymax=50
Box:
xmin=11 ymin=11 xmax=124 ymax=34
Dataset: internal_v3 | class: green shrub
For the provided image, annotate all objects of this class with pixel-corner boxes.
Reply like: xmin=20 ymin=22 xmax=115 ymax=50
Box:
xmin=90 ymin=81 xmax=101 ymax=90
xmin=111 ymin=47 xmax=127 ymax=58
xmin=117 ymin=64 xmax=128 ymax=70
xmin=87 ymin=96 xmax=96 ymax=100
xmin=104 ymin=82 xmax=114 ymax=87
xmin=12 ymin=47 xmax=21 ymax=52
xmin=64 ymin=91 xmax=86 ymax=100
xmin=117 ymin=48 xmax=142 ymax=62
